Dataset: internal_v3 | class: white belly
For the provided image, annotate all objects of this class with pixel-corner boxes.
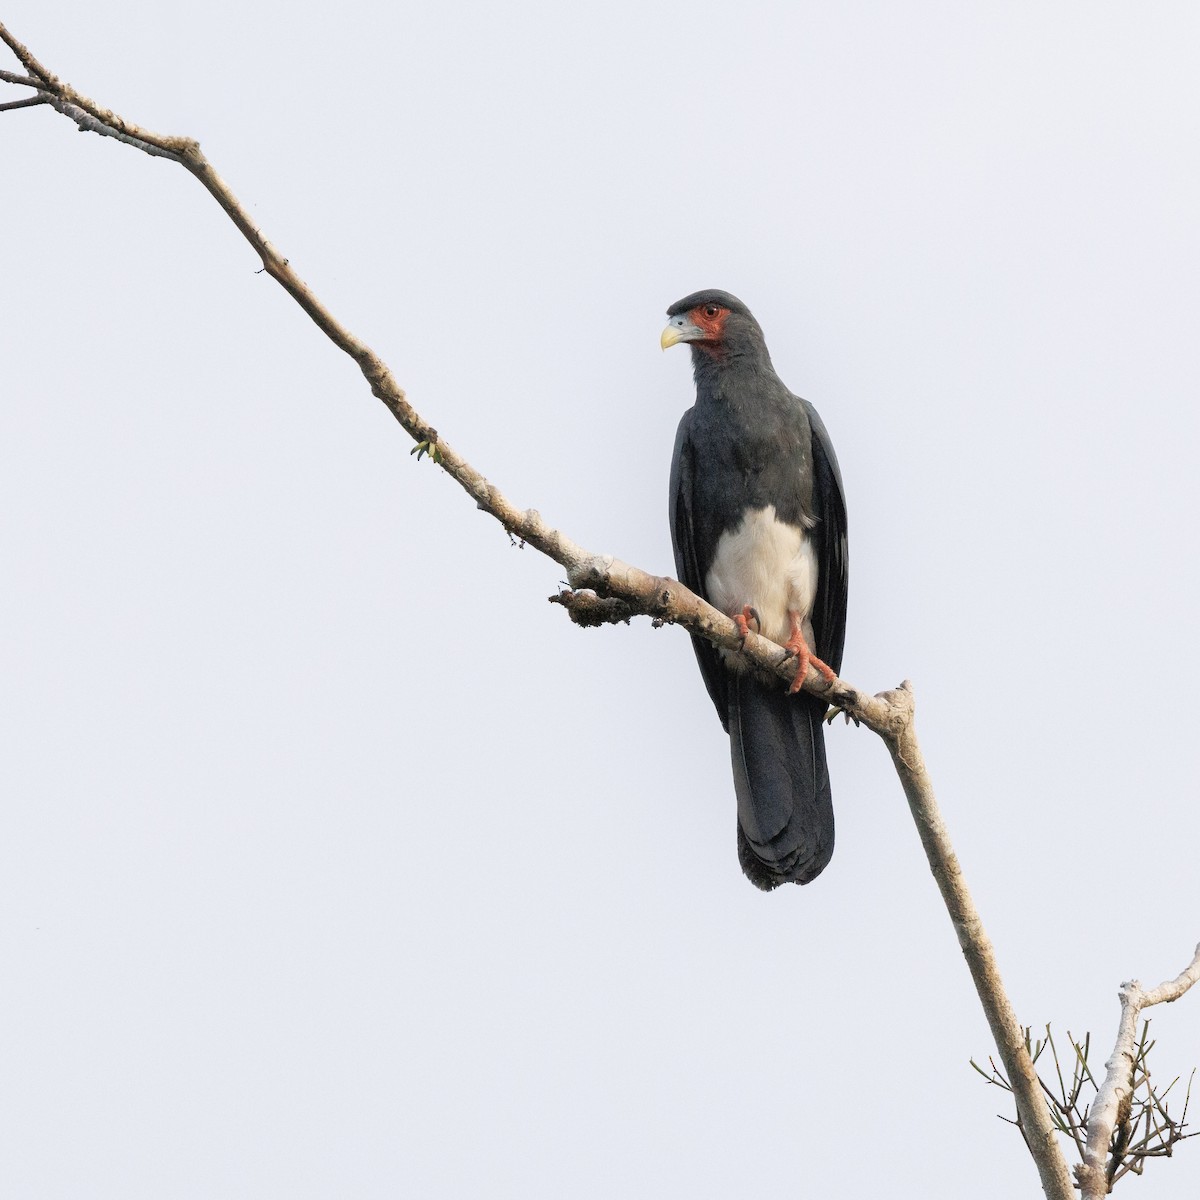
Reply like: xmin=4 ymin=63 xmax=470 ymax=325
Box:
xmin=705 ymin=505 xmax=818 ymax=647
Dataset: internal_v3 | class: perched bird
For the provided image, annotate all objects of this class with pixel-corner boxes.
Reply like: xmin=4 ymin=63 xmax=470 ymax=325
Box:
xmin=664 ymin=290 xmax=848 ymax=889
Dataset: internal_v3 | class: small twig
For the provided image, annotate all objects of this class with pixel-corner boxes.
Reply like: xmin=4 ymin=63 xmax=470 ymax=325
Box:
xmin=548 ymin=589 xmax=635 ymax=628
xmin=0 ymin=93 xmax=47 ymax=111
xmin=0 ymin=67 xmax=42 ymax=87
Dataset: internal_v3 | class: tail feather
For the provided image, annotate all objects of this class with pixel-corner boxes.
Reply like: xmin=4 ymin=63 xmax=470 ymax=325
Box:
xmin=728 ymin=673 xmax=834 ymax=890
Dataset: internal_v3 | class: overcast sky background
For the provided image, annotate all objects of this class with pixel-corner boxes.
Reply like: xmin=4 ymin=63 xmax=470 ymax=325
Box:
xmin=3 ymin=4 xmax=1199 ymax=1198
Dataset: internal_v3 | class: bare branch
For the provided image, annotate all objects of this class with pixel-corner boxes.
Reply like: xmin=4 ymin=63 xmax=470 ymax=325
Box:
xmin=549 ymin=589 xmax=636 ymax=627
xmin=0 ymin=22 xmax=52 ymax=82
xmin=43 ymin=96 xmax=186 ymax=160
xmin=1144 ymin=946 xmax=1200 ymax=1007
xmin=1077 ymin=944 xmax=1200 ymax=1199
xmin=0 ymin=67 xmax=41 ymax=87
xmin=0 ymin=93 xmax=47 ymax=112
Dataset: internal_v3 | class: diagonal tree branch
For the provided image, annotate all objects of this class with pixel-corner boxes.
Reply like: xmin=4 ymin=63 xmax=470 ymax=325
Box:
xmin=1078 ymin=944 xmax=1200 ymax=1199
xmin=1 ymin=22 xmax=1079 ymax=1200
xmin=0 ymin=23 xmax=50 ymax=81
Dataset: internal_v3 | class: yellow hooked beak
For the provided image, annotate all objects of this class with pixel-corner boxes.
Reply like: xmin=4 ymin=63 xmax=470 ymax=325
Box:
xmin=661 ymin=315 xmax=704 ymax=350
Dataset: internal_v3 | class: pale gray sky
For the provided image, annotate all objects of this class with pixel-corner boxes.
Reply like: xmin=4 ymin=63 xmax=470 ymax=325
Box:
xmin=3 ymin=4 xmax=1199 ymax=1197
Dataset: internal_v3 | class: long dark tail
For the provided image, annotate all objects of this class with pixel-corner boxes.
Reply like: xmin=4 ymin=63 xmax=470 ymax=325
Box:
xmin=727 ymin=673 xmax=834 ymax=890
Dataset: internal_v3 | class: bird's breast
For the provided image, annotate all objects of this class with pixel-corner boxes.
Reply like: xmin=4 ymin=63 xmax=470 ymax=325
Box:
xmin=705 ymin=505 xmax=817 ymax=647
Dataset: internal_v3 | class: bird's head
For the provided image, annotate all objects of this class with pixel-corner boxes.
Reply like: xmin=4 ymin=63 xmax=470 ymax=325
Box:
xmin=660 ymin=290 xmax=766 ymax=364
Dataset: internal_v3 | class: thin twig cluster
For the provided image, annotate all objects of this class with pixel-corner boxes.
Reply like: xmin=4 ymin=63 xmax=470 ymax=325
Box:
xmin=973 ymin=1022 xmax=1196 ymax=1191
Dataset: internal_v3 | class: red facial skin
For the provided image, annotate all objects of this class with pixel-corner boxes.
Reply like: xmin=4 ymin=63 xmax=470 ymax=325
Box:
xmin=688 ymin=304 xmax=730 ymax=359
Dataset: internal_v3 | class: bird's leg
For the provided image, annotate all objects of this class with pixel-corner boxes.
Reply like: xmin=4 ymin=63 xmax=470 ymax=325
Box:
xmin=784 ymin=611 xmax=836 ymax=695
xmin=734 ymin=604 xmax=761 ymax=642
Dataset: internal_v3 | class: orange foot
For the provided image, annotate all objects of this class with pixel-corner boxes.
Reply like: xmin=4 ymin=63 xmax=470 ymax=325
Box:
xmin=784 ymin=611 xmax=836 ymax=695
xmin=734 ymin=604 xmax=761 ymax=641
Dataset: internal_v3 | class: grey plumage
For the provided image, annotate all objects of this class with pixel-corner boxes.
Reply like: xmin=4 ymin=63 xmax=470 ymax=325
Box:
xmin=666 ymin=290 xmax=848 ymax=889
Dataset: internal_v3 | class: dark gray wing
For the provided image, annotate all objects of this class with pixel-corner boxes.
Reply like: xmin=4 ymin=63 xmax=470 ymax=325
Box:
xmin=803 ymin=399 xmax=848 ymax=676
xmin=669 ymin=410 xmax=730 ymax=731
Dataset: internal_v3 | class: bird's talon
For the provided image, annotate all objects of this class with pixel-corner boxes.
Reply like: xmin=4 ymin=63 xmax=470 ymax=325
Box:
xmin=410 ymin=439 xmax=442 ymax=463
xmin=735 ymin=604 xmax=758 ymax=642
xmin=824 ymin=705 xmax=860 ymax=727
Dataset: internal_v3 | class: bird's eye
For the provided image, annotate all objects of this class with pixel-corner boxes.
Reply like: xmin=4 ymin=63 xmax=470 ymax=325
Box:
xmin=704 ymin=304 xmax=720 ymax=318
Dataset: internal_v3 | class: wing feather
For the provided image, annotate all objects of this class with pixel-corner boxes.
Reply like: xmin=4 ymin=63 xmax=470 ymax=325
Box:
xmin=803 ymin=400 xmax=848 ymax=675
xmin=669 ymin=412 xmax=730 ymax=731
